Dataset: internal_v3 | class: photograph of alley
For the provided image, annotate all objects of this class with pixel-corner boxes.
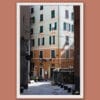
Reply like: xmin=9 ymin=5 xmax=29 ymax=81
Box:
xmin=17 ymin=3 xmax=83 ymax=99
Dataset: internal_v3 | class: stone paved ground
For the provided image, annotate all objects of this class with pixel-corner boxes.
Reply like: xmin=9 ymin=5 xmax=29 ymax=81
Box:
xmin=22 ymin=81 xmax=72 ymax=95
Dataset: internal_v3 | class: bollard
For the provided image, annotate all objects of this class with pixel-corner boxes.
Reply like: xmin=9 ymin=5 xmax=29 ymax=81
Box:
xmin=20 ymin=87 xmax=24 ymax=93
xmin=60 ymin=84 xmax=63 ymax=88
xmin=57 ymin=82 xmax=59 ymax=86
xmin=24 ymin=84 xmax=28 ymax=89
xmin=68 ymin=88 xmax=71 ymax=93
xmin=64 ymin=85 xmax=68 ymax=90
xmin=58 ymin=82 xmax=61 ymax=86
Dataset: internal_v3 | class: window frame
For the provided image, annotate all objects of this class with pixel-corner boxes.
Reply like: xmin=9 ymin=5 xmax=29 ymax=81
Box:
xmin=30 ymin=28 xmax=33 ymax=35
xmin=32 ymin=39 xmax=35 ymax=46
xmin=38 ymin=38 xmax=40 ymax=46
xmin=31 ymin=8 xmax=34 ymax=14
xmin=39 ymin=51 xmax=43 ymax=58
xmin=51 ymin=10 xmax=55 ymax=18
xmin=40 ymin=26 xmax=43 ymax=33
xmin=31 ymin=16 xmax=35 ymax=24
xmin=63 ymin=22 xmax=66 ymax=30
xmin=49 ymin=36 xmax=51 ymax=45
xmin=71 ymin=12 xmax=74 ymax=20
xmin=40 ymin=14 xmax=43 ymax=21
xmin=51 ymin=50 xmax=55 ymax=58
xmin=53 ymin=36 xmax=55 ymax=44
xmin=65 ymin=10 xmax=69 ymax=18
xmin=42 ymin=37 xmax=45 ymax=45
xmin=72 ymin=24 xmax=74 ymax=32
xmin=40 ymin=5 xmax=43 ymax=10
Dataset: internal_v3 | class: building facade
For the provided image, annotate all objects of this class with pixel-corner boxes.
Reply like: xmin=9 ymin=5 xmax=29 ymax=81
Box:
xmin=30 ymin=5 xmax=74 ymax=80
xmin=20 ymin=6 xmax=31 ymax=91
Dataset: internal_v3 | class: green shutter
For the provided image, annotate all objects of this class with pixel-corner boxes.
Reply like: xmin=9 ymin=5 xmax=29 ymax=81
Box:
xmin=53 ymin=36 xmax=55 ymax=44
xmin=54 ymin=22 xmax=57 ymax=30
xmin=72 ymin=25 xmax=74 ymax=32
xmin=49 ymin=36 xmax=51 ymax=44
xmin=51 ymin=10 xmax=55 ymax=18
xmin=64 ymin=22 xmax=66 ymax=30
xmin=71 ymin=12 xmax=74 ymax=20
xmin=49 ymin=24 xmax=51 ymax=31
xmin=40 ymin=26 xmax=43 ymax=33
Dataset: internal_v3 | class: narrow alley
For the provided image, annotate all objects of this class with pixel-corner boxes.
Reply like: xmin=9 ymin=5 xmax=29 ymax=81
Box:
xmin=22 ymin=81 xmax=72 ymax=95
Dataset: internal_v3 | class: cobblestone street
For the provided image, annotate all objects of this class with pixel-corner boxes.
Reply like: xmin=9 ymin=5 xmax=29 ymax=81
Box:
xmin=22 ymin=81 xmax=72 ymax=95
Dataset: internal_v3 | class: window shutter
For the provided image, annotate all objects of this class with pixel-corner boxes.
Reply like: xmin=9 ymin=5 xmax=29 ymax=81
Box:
xmin=49 ymin=36 xmax=51 ymax=45
xmin=53 ymin=36 xmax=55 ymax=44
xmin=38 ymin=38 xmax=40 ymax=46
xmin=49 ymin=24 xmax=51 ymax=31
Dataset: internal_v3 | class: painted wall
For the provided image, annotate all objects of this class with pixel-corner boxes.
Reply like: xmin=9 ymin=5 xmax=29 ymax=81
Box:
xmin=59 ymin=5 xmax=74 ymax=49
xmin=31 ymin=5 xmax=58 ymax=49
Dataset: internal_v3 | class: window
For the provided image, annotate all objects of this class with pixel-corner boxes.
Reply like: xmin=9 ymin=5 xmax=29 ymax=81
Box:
xmin=66 ymin=23 xmax=70 ymax=31
xmin=40 ymin=26 xmax=43 ymax=33
xmin=54 ymin=22 xmax=57 ymax=30
xmin=42 ymin=37 xmax=45 ymax=45
xmin=63 ymin=22 xmax=66 ymax=30
xmin=69 ymin=24 xmax=71 ymax=31
xmin=40 ymin=51 xmax=43 ymax=58
xmin=49 ymin=36 xmax=55 ymax=45
xmin=65 ymin=36 xmax=69 ymax=45
xmin=72 ymin=24 xmax=74 ymax=32
xmin=64 ymin=23 xmax=70 ymax=31
xmin=31 ymin=8 xmax=34 ymax=14
xmin=40 ymin=6 xmax=43 ymax=10
xmin=31 ymin=17 xmax=35 ymax=24
xmin=65 ymin=10 xmax=69 ymax=18
xmin=49 ymin=24 xmax=52 ymax=31
xmin=32 ymin=39 xmax=35 ymax=46
xmin=51 ymin=50 xmax=55 ymax=58
xmin=66 ymin=50 xmax=69 ymax=58
xmin=40 ymin=14 xmax=43 ymax=21
xmin=53 ymin=36 xmax=55 ymax=44
xmin=51 ymin=10 xmax=55 ymax=18
xmin=30 ymin=28 xmax=33 ymax=35
xmin=38 ymin=38 xmax=40 ymax=46
xmin=49 ymin=22 xmax=57 ymax=31
xmin=49 ymin=36 xmax=51 ymax=44
xmin=71 ymin=12 xmax=74 ymax=20
xmin=38 ymin=38 xmax=45 ymax=46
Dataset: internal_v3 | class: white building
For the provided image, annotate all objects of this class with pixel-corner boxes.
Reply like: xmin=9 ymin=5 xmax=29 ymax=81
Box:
xmin=30 ymin=5 xmax=74 ymax=79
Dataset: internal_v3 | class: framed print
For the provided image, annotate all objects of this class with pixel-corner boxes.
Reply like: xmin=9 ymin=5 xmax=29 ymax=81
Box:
xmin=16 ymin=2 xmax=84 ymax=99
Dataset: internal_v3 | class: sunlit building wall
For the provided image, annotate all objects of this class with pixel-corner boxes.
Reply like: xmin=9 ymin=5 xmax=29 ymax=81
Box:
xmin=30 ymin=5 xmax=74 ymax=79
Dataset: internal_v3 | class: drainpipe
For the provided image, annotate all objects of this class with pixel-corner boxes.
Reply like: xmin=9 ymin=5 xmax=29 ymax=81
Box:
xmin=57 ymin=5 xmax=60 ymax=84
